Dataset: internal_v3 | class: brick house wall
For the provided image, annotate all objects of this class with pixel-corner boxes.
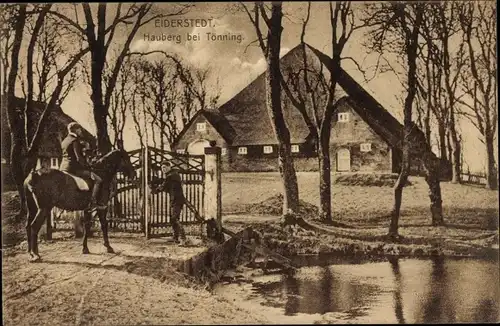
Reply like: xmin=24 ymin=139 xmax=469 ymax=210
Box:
xmin=330 ymin=100 xmax=393 ymax=173
xmin=223 ymin=100 xmax=394 ymax=173
xmin=225 ymin=144 xmax=318 ymax=172
xmin=174 ymin=101 xmax=397 ymax=173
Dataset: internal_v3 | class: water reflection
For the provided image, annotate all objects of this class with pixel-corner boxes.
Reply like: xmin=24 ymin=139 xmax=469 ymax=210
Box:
xmin=247 ymin=257 xmax=499 ymax=323
xmin=388 ymin=257 xmax=405 ymax=324
xmin=251 ymin=266 xmax=379 ymax=317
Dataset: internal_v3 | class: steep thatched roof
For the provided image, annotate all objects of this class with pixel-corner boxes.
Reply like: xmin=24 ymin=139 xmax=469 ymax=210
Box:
xmin=201 ymin=109 xmax=237 ymax=143
xmin=216 ymin=45 xmax=315 ymax=146
xmin=306 ymin=44 xmax=404 ymax=150
xmin=176 ymin=43 xmax=405 ymax=149
xmin=1 ymin=97 xmax=95 ymax=161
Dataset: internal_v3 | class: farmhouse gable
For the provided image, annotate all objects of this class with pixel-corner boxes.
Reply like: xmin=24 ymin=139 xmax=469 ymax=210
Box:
xmin=173 ymin=109 xmax=235 ymax=153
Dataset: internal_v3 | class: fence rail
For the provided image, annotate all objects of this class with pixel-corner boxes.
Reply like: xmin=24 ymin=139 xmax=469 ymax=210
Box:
xmin=460 ymin=172 xmax=487 ymax=185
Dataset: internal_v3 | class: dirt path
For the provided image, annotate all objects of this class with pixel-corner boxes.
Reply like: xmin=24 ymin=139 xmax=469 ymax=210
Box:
xmin=2 ymin=236 xmax=268 ymax=325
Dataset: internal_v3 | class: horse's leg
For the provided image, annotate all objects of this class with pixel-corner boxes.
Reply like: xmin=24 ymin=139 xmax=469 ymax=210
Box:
xmin=25 ymin=191 xmax=37 ymax=255
xmin=97 ymin=209 xmax=114 ymax=253
xmin=82 ymin=210 xmax=91 ymax=254
xmin=29 ymin=207 xmax=50 ymax=262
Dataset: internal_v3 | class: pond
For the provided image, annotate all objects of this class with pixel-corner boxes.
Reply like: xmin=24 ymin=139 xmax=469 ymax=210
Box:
xmin=214 ymin=256 xmax=499 ymax=324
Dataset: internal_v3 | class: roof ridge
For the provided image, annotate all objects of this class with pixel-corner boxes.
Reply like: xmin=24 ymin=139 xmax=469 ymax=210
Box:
xmin=218 ymin=43 xmax=311 ymax=113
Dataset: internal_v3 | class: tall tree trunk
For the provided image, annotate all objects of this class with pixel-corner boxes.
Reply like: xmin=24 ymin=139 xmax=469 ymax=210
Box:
xmin=390 ymin=142 xmax=410 ymax=236
xmin=423 ymin=155 xmax=444 ymax=225
xmin=437 ymin=122 xmax=447 ymax=160
xmin=424 ymin=106 xmax=431 ymax=144
xmin=86 ymin=4 xmax=112 ymax=154
xmin=94 ymin=106 xmax=112 ymax=153
xmin=318 ymin=131 xmax=332 ymax=222
xmin=449 ymin=109 xmax=461 ymax=184
xmin=446 ymin=130 xmax=452 ymax=164
xmin=389 ymin=4 xmax=422 ymax=238
xmin=266 ymin=3 xmax=299 ymax=214
xmin=6 ymin=5 xmax=27 ymax=217
xmin=485 ymin=134 xmax=498 ymax=190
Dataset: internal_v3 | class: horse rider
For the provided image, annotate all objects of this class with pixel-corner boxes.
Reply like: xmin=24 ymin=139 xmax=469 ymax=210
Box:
xmin=159 ymin=161 xmax=187 ymax=243
xmin=59 ymin=122 xmax=105 ymax=211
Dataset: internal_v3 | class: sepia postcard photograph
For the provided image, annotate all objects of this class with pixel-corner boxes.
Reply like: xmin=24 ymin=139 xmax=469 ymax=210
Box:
xmin=1 ymin=2 xmax=499 ymax=325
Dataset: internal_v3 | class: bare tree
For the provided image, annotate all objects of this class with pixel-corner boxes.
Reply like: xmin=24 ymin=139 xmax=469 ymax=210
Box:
xmin=125 ymin=52 xmax=219 ymax=150
xmin=2 ymin=4 xmax=88 ymax=214
xmin=3 ymin=4 xmax=28 ymax=212
xmin=280 ymin=2 xmax=364 ymax=222
xmin=175 ymin=63 xmax=221 ymax=127
xmin=106 ymin=53 xmax=131 ymax=148
xmin=457 ymin=2 xmax=497 ymax=190
xmin=416 ymin=1 xmax=466 ymax=184
xmin=140 ymin=59 xmax=180 ymax=150
xmin=128 ymin=60 xmax=147 ymax=147
xmin=50 ymin=3 xmax=192 ymax=153
xmin=241 ymin=2 xmax=300 ymax=215
xmin=434 ymin=1 xmax=465 ymax=184
xmin=363 ymin=2 xmax=444 ymax=237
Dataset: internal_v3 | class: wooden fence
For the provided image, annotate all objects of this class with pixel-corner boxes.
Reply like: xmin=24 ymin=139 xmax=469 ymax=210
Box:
xmin=50 ymin=145 xmax=221 ymax=239
xmin=460 ymin=172 xmax=487 ymax=185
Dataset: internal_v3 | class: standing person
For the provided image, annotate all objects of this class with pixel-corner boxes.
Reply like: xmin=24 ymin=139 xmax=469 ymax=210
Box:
xmin=59 ymin=122 xmax=105 ymax=211
xmin=158 ymin=161 xmax=187 ymax=243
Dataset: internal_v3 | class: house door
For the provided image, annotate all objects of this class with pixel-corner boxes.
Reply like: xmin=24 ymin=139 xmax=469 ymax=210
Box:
xmin=337 ymin=148 xmax=351 ymax=172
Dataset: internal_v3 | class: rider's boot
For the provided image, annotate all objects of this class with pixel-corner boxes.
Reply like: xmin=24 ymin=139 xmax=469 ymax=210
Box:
xmin=86 ymin=183 xmax=107 ymax=211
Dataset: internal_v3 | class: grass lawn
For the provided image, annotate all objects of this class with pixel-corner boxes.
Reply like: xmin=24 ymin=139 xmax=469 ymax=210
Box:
xmin=222 ymin=172 xmax=498 ymax=230
xmin=221 ymin=172 xmax=499 ymax=257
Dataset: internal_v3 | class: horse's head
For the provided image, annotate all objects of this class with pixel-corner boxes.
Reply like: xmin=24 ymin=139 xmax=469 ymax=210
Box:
xmin=116 ymin=149 xmax=136 ymax=180
xmin=93 ymin=149 xmax=136 ymax=180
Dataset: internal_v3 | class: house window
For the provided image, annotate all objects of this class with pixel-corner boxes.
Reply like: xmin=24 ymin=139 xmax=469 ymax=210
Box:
xmin=263 ymin=146 xmax=273 ymax=154
xmin=338 ymin=112 xmax=350 ymax=122
xmin=238 ymin=147 xmax=247 ymax=155
xmin=291 ymin=144 xmax=300 ymax=153
xmin=360 ymin=143 xmax=372 ymax=152
xmin=221 ymin=148 xmax=227 ymax=156
xmin=50 ymin=157 xmax=59 ymax=169
xmin=196 ymin=122 xmax=206 ymax=132
xmin=176 ymin=149 xmax=186 ymax=154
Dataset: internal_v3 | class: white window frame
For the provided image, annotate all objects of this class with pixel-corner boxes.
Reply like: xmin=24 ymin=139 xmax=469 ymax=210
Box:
xmin=291 ymin=144 xmax=300 ymax=153
xmin=360 ymin=143 xmax=372 ymax=152
xmin=176 ymin=149 xmax=186 ymax=154
xmin=196 ymin=122 xmax=206 ymax=132
xmin=221 ymin=148 xmax=227 ymax=156
xmin=263 ymin=145 xmax=273 ymax=154
xmin=50 ymin=157 xmax=59 ymax=169
xmin=338 ymin=112 xmax=350 ymax=122
xmin=238 ymin=147 xmax=247 ymax=155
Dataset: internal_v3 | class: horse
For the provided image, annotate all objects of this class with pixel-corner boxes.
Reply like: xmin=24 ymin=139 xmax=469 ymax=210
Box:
xmin=23 ymin=149 xmax=136 ymax=262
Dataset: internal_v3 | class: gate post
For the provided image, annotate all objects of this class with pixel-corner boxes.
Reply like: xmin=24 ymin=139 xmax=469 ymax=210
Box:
xmin=143 ymin=146 xmax=151 ymax=239
xmin=204 ymin=146 xmax=222 ymax=232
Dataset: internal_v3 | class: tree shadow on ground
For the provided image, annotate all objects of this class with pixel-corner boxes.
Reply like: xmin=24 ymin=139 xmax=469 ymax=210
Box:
xmin=34 ymin=253 xmax=195 ymax=287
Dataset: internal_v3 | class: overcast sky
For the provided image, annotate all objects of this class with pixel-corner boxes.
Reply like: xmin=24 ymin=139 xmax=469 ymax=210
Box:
xmin=49 ymin=2 xmax=494 ymax=173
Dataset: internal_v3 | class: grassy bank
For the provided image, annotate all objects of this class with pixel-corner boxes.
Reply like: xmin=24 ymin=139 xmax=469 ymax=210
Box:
xmin=222 ymin=173 xmax=499 ymax=259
